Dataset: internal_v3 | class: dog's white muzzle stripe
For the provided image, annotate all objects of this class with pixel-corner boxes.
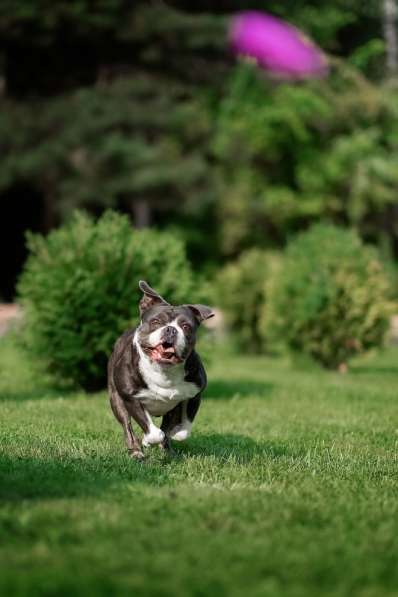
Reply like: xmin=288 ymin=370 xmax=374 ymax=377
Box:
xmin=147 ymin=319 xmax=186 ymax=357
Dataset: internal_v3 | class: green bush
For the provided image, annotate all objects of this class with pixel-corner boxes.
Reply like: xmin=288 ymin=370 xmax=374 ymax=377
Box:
xmin=262 ymin=224 xmax=394 ymax=369
xmin=215 ymin=249 xmax=281 ymax=352
xmin=18 ymin=211 xmax=196 ymax=390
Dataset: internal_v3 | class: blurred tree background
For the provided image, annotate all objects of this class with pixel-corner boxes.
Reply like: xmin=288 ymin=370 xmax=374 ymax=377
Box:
xmin=1 ymin=0 xmax=398 ymax=300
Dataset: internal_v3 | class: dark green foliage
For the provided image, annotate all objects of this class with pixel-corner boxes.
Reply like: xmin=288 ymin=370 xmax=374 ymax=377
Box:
xmin=2 ymin=0 xmax=398 ymax=278
xmin=0 ymin=76 xmax=213 ymax=221
xmin=263 ymin=224 xmax=394 ymax=368
xmin=17 ymin=211 xmax=196 ymax=389
xmin=0 ymin=2 xmax=226 ymax=271
xmin=215 ymin=249 xmax=281 ymax=352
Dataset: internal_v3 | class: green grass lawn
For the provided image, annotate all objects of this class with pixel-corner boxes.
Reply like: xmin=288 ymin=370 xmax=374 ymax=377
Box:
xmin=1 ymin=336 xmax=398 ymax=597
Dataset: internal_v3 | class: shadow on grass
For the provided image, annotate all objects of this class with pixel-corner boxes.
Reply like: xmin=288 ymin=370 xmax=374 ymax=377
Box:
xmin=0 ymin=386 xmax=78 ymax=402
xmin=0 ymin=433 xmax=293 ymax=500
xmin=350 ymin=366 xmax=398 ymax=376
xmin=206 ymin=379 xmax=274 ymax=400
xmin=0 ymin=452 xmax=173 ymax=501
xmin=177 ymin=432 xmax=291 ymax=463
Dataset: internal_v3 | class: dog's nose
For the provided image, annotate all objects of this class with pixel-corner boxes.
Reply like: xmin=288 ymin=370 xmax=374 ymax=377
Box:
xmin=163 ymin=326 xmax=177 ymax=342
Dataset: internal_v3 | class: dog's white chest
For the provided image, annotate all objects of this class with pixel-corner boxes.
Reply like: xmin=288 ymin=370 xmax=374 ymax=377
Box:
xmin=135 ymin=356 xmax=199 ymax=417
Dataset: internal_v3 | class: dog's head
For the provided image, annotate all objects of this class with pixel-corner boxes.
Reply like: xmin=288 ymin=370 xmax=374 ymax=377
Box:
xmin=135 ymin=280 xmax=214 ymax=366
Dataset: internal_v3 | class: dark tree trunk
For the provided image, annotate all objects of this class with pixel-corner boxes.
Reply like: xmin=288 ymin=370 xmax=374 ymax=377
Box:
xmin=132 ymin=198 xmax=151 ymax=228
xmin=40 ymin=176 xmax=57 ymax=232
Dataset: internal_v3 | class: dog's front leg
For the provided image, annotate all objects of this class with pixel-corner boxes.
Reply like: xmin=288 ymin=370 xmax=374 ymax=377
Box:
xmin=170 ymin=395 xmax=201 ymax=442
xmin=161 ymin=395 xmax=201 ymax=446
xmin=114 ymin=370 xmax=163 ymax=454
xmin=126 ymin=400 xmax=165 ymax=448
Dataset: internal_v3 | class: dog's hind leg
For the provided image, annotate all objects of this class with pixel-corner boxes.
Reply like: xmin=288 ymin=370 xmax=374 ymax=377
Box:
xmin=109 ymin=389 xmax=144 ymax=459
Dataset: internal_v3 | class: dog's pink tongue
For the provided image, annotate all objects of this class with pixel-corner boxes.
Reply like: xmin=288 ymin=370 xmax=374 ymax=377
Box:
xmin=152 ymin=344 xmax=175 ymax=361
xmin=152 ymin=346 xmax=163 ymax=361
xmin=163 ymin=347 xmax=175 ymax=356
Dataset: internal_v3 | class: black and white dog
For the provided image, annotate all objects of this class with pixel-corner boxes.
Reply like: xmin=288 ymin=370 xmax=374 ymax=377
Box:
xmin=108 ymin=281 xmax=214 ymax=459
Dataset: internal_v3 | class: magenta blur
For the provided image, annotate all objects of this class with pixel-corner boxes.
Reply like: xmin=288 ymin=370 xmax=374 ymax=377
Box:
xmin=229 ymin=11 xmax=328 ymax=79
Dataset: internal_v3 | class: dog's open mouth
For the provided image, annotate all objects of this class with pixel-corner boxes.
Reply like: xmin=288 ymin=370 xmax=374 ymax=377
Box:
xmin=150 ymin=342 xmax=182 ymax=365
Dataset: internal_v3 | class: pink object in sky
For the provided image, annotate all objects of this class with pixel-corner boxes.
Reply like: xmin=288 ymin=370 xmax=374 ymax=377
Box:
xmin=229 ymin=11 xmax=328 ymax=79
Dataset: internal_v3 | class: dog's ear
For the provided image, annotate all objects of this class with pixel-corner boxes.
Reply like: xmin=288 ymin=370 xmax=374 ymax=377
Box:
xmin=139 ymin=280 xmax=169 ymax=315
xmin=186 ymin=304 xmax=215 ymax=324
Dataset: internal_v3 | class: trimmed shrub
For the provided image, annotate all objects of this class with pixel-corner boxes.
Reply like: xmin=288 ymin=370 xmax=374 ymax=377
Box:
xmin=215 ymin=249 xmax=281 ymax=352
xmin=262 ymin=224 xmax=394 ymax=369
xmin=18 ymin=211 xmax=196 ymax=390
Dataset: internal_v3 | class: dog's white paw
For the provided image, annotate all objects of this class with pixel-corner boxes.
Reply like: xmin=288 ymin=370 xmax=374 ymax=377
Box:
xmin=169 ymin=423 xmax=192 ymax=442
xmin=129 ymin=449 xmax=145 ymax=460
xmin=142 ymin=426 xmax=165 ymax=447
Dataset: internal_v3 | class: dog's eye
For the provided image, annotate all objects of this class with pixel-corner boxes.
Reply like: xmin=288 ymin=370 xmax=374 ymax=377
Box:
xmin=150 ymin=319 xmax=160 ymax=327
xmin=182 ymin=323 xmax=192 ymax=333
